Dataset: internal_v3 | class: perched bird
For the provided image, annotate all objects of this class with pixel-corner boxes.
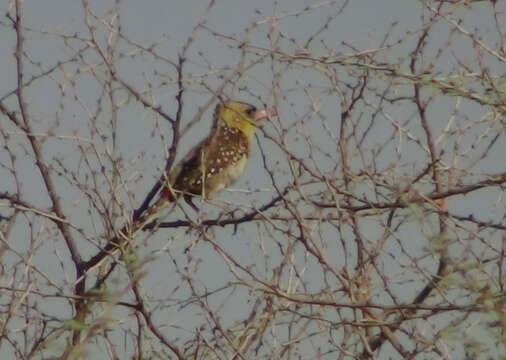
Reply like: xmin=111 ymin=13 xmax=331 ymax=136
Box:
xmin=114 ymin=101 xmax=274 ymax=249
xmin=162 ymin=100 xmax=275 ymax=210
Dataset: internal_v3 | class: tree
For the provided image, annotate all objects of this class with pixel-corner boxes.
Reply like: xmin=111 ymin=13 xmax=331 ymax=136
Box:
xmin=0 ymin=0 xmax=505 ymax=359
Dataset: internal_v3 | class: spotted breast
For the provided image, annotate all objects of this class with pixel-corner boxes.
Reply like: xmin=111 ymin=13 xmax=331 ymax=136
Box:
xmin=170 ymin=123 xmax=251 ymax=199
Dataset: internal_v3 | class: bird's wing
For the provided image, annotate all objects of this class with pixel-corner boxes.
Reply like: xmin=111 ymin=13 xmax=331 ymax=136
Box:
xmin=169 ymin=135 xmax=215 ymax=196
xmin=168 ymin=138 xmax=202 ymax=181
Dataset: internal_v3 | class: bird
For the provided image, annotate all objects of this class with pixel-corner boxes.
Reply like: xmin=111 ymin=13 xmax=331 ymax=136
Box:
xmin=109 ymin=101 xmax=274 ymax=260
xmin=161 ymin=100 xmax=275 ymax=211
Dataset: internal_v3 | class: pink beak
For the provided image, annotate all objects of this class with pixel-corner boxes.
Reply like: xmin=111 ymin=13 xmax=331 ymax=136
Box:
xmin=253 ymin=108 xmax=277 ymax=122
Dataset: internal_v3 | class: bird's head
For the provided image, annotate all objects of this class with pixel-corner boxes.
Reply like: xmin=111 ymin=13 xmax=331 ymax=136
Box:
xmin=216 ymin=101 xmax=275 ymax=140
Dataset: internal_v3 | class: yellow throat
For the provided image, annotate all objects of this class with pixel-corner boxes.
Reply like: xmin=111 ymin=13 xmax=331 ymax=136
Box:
xmin=218 ymin=101 xmax=260 ymax=141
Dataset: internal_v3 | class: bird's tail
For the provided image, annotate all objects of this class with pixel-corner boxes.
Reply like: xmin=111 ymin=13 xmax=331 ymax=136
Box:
xmin=133 ymin=192 xmax=175 ymax=232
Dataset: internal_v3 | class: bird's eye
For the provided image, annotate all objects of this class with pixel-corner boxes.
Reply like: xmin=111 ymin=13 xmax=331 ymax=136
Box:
xmin=245 ymin=106 xmax=257 ymax=115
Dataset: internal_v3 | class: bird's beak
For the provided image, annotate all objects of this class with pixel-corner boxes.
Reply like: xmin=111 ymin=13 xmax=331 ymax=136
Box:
xmin=253 ymin=108 xmax=277 ymax=122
